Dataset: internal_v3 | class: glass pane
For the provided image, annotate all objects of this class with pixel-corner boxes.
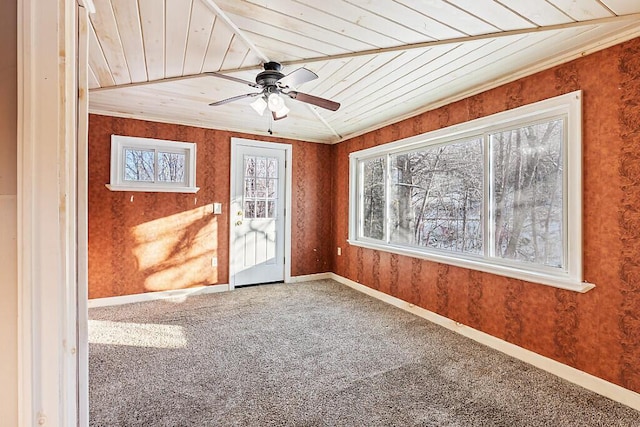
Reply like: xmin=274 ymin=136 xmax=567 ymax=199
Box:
xmin=362 ymin=157 xmax=386 ymax=240
xmin=124 ymin=148 xmax=154 ymax=182
xmin=157 ymin=152 xmax=186 ymax=183
xmin=245 ymin=178 xmax=255 ymax=198
xmin=267 ymin=179 xmax=277 ymax=198
xmin=256 ymin=201 xmax=266 ymax=218
xmin=256 ymin=179 xmax=267 ymax=198
xmin=267 ymin=201 xmax=276 ymax=218
xmin=256 ymin=157 xmax=267 ymax=178
xmin=244 ymin=201 xmax=255 ymax=219
xmin=491 ymin=119 xmax=564 ymax=268
xmin=389 ymin=139 xmax=483 ymax=254
xmin=245 ymin=157 xmax=255 ymax=177
xmin=267 ymin=158 xmax=278 ymax=178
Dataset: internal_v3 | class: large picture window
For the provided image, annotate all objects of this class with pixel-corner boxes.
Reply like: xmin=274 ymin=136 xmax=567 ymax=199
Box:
xmin=349 ymin=91 xmax=590 ymax=292
xmin=107 ymin=135 xmax=199 ymax=193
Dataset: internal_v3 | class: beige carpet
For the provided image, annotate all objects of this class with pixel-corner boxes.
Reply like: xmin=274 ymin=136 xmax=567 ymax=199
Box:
xmin=89 ymin=280 xmax=640 ymax=426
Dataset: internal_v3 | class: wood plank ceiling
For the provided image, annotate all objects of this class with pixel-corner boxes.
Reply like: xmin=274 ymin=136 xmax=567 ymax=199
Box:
xmin=88 ymin=0 xmax=640 ymax=143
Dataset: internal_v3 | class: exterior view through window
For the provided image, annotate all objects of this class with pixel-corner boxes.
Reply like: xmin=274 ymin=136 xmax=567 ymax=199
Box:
xmin=124 ymin=148 xmax=186 ymax=184
xmin=491 ymin=119 xmax=564 ymax=268
xmin=350 ymin=91 xmax=587 ymax=291
xmin=243 ymin=155 xmax=279 ymax=219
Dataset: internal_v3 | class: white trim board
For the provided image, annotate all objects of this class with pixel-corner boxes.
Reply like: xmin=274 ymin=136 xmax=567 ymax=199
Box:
xmin=88 ymin=284 xmax=229 ymax=308
xmin=328 ymin=273 xmax=640 ymax=412
xmin=18 ymin=0 xmax=80 ymax=425
xmin=286 ymin=272 xmax=333 ymax=283
xmin=89 ymin=274 xmax=331 ymax=308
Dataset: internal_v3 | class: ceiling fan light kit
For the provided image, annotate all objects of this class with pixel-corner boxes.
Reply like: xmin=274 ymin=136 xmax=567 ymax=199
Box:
xmin=250 ymin=96 xmax=267 ymax=115
xmin=268 ymin=93 xmax=289 ymax=118
xmin=207 ymin=61 xmax=340 ymax=124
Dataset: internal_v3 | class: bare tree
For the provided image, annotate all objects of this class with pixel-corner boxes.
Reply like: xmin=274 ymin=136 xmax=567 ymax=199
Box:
xmin=390 ymin=140 xmax=483 ymax=254
xmin=363 ymin=158 xmax=385 ymax=239
xmin=158 ymin=152 xmax=186 ymax=182
xmin=125 ymin=149 xmax=154 ymax=181
xmin=492 ymin=119 xmax=563 ymax=267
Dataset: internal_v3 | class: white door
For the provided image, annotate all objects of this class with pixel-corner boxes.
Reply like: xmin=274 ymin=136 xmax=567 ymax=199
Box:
xmin=230 ymin=139 xmax=290 ymax=287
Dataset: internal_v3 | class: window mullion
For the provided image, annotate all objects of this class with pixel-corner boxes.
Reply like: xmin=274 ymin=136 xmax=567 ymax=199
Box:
xmin=153 ymin=148 xmax=159 ymax=183
xmin=484 ymin=134 xmax=493 ymax=260
xmin=385 ymin=154 xmax=391 ymax=244
xmin=357 ymin=161 xmax=363 ymax=238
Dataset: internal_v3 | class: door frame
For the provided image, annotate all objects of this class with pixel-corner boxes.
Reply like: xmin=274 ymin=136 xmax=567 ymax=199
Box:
xmin=229 ymin=137 xmax=292 ymax=290
xmin=17 ymin=0 xmax=87 ymax=425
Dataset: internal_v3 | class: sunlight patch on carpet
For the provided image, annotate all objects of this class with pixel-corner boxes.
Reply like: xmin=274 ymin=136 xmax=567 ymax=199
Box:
xmin=89 ymin=320 xmax=187 ymax=349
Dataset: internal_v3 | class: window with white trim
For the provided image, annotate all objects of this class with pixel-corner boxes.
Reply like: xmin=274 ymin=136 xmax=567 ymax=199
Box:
xmin=349 ymin=91 xmax=591 ymax=292
xmin=107 ymin=135 xmax=199 ymax=193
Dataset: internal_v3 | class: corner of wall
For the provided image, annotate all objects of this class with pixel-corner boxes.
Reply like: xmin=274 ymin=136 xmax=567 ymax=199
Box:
xmin=0 ymin=0 xmax=18 ymax=424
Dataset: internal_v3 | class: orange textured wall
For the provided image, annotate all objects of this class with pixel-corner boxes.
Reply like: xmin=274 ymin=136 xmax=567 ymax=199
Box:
xmin=332 ymin=38 xmax=640 ymax=393
xmin=88 ymin=115 xmax=333 ymax=298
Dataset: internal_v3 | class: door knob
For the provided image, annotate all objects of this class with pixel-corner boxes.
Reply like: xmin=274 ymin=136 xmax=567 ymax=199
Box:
xmin=235 ymin=220 xmax=243 ymax=226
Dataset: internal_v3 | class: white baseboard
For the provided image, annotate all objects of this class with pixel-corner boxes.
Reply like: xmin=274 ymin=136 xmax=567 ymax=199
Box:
xmin=287 ymin=272 xmax=333 ymax=283
xmin=88 ymin=284 xmax=229 ymax=308
xmin=89 ymin=273 xmax=333 ymax=308
xmin=329 ymin=273 xmax=640 ymax=412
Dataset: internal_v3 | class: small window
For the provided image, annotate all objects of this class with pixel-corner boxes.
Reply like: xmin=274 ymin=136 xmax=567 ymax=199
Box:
xmin=107 ymin=135 xmax=198 ymax=193
xmin=349 ymin=91 xmax=590 ymax=292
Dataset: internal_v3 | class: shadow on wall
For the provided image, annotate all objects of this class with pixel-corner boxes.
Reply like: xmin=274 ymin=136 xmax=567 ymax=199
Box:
xmin=131 ymin=205 xmax=218 ymax=292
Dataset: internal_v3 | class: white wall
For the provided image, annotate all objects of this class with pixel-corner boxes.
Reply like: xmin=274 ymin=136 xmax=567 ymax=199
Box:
xmin=0 ymin=0 xmax=18 ymax=425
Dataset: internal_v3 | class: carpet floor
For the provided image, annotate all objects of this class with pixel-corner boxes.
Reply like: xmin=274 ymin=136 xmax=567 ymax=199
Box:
xmin=89 ymin=279 xmax=640 ymax=426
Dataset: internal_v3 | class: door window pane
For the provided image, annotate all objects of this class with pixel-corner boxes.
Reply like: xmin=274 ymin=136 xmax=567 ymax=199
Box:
xmin=491 ymin=119 xmax=564 ymax=268
xmin=245 ymin=157 xmax=255 ymax=176
xmin=256 ymin=201 xmax=267 ymax=218
xmin=245 ymin=178 xmax=255 ymax=198
xmin=244 ymin=201 xmax=255 ymax=219
xmin=267 ymin=158 xmax=278 ymax=178
xmin=256 ymin=179 xmax=267 ymax=198
xmin=256 ymin=157 xmax=267 ymax=177
xmin=267 ymin=179 xmax=277 ymax=198
xmin=244 ymin=155 xmax=279 ymax=219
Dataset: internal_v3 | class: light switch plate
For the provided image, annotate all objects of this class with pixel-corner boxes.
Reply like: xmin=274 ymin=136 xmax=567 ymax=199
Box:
xmin=213 ymin=203 xmax=222 ymax=214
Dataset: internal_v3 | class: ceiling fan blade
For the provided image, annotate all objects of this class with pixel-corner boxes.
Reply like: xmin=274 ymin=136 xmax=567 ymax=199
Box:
xmin=277 ymin=67 xmax=318 ymax=88
xmin=205 ymin=72 xmax=260 ymax=89
xmin=272 ymin=111 xmax=287 ymax=121
xmin=286 ymin=91 xmax=340 ymax=111
xmin=209 ymin=92 xmax=261 ymax=106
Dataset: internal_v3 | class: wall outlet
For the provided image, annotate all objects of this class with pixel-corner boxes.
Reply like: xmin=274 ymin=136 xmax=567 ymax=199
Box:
xmin=337 ymin=247 xmax=342 ymax=256
xmin=211 ymin=257 xmax=218 ymax=267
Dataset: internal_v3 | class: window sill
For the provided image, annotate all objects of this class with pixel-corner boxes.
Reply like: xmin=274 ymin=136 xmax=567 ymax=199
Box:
xmin=105 ymin=184 xmax=200 ymax=194
xmin=347 ymin=239 xmax=595 ymax=293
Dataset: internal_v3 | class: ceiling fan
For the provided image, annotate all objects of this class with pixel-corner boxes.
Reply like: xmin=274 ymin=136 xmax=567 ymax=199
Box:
xmin=206 ymin=62 xmax=340 ymax=121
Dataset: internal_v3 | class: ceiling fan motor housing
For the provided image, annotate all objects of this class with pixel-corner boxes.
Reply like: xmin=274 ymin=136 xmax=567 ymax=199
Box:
xmin=256 ymin=62 xmax=285 ymax=88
